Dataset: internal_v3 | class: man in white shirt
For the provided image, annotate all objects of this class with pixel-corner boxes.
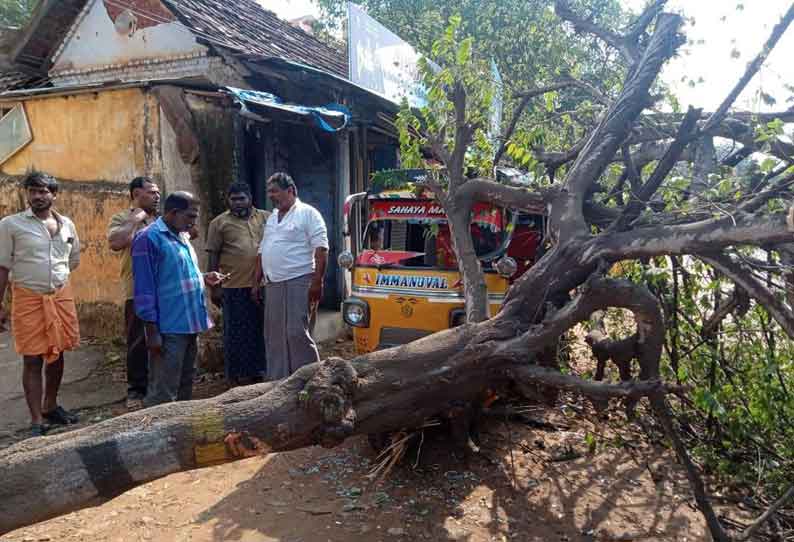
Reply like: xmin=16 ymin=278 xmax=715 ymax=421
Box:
xmin=256 ymin=172 xmax=328 ymax=380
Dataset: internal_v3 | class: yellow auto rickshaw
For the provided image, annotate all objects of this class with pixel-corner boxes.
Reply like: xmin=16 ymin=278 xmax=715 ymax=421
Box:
xmin=338 ymin=170 xmax=545 ymax=354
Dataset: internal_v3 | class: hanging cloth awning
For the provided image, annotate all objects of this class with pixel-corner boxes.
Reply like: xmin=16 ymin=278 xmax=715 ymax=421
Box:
xmin=225 ymin=87 xmax=351 ymax=133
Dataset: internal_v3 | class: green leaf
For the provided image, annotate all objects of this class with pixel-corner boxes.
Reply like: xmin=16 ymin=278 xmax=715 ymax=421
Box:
xmin=760 ymin=158 xmax=777 ymax=173
xmin=457 ymin=37 xmax=473 ymax=65
xmin=544 ymin=91 xmax=556 ymax=113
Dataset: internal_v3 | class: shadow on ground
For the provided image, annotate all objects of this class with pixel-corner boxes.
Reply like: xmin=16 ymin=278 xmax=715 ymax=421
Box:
xmin=189 ymin=413 xmax=704 ymax=542
xmin=0 ymin=331 xmax=126 ymax=444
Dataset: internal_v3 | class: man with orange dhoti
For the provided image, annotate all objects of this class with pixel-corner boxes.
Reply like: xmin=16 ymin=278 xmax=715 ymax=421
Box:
xmin=0 ymin=172 xmax=81 ymax=437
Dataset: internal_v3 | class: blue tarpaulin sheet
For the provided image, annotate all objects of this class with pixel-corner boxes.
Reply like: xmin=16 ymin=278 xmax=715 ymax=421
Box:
xmin=226 ymin=87 xmax=351 ymax=133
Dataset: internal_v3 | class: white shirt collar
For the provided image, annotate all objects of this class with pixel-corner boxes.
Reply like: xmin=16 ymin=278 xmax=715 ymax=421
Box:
xmin=275 ymin=198 xmax=302 ymax=221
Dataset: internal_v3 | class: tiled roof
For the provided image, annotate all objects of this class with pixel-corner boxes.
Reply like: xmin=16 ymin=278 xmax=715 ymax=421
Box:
xmin=0 ymin=71 xmax=50 ymax=93
xmin=13 ymin=0 xmax=89 ymax=71
xmin=164 ymin=0 xmax=347 ymax=77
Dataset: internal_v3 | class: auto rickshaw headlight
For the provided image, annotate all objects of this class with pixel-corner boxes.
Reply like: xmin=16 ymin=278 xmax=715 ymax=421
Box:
xmin=338 ymin=250 xmax=354 ymax=269
xmin=342 ymin=298 xmax=369 ymax=327
xmin=495 ymin=256 xmax=518 ymax=278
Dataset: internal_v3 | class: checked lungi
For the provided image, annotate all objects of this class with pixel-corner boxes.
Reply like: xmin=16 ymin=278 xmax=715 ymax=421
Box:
xmin=264 ymin=273 xmax=320 ymax=381
xmin=222 ymin=287 xmax=267 ymax=380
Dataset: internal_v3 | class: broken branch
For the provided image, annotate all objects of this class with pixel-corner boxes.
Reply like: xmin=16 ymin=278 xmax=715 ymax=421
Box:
xmin=702 ymin=4 xmax=794 ymax=134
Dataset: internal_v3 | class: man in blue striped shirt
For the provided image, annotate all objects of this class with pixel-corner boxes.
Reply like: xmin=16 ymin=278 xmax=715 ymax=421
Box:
xmin=132 ymin=191 xmax=225 ymax=406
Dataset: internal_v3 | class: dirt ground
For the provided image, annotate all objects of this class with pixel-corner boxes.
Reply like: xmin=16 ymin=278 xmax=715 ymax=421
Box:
xmin=2 ymin=339 xmax=714 ymax=542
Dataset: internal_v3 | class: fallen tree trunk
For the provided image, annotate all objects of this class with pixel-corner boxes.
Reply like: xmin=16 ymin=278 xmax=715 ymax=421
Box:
xmin=0 ymin=323 xmax=473 ymax=533
xmin=0 ymin=275 xmax=674 ymax=535
xmin=2 ymin=214 xmax=792 ymax=536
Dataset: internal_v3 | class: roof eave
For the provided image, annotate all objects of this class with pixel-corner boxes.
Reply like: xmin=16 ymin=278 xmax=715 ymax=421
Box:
xmin=241 ymin=56 xmax=399 ymax=114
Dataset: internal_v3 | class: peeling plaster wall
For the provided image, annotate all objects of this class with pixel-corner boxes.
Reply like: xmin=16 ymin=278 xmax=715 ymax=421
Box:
xmin=0 ymin=176 xmax=129 ymax=337
xmin=185 ymin=94 xmax=237 ymax=263
xmin=51 ymin=0 xmax=207 ymax=80
xmin=53 ymin=56 xmax=218 ymax=88
xmin=0 ymin=86 xmax=239 ymax=337
xmin=158 ymin=102 xmax=209 ymax=261
xmin=0 ymin=87 xmax=161 ymax=337
xmin=1 ymin=88 xmax=152 ymax=181
xmin=47 ymin=0 xmax=250 ymax=88
xmin=159 ymin=105 xmax=194 ymax=194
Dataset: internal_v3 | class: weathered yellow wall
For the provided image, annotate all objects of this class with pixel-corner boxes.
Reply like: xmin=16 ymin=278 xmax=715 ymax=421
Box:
xmin=0 ymin=87 xmax=162 ymax=337
xmin=1 ymin=88 xmax=150 ymax=182
xmin=0 ymin=86 xmax=227 ymax=338
xmin=0 ymin=178 xmax=130 ymax=336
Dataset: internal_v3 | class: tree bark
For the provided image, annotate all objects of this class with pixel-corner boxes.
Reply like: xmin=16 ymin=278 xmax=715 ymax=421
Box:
xmin=0 ymin=273 xmax=617 ymax=534
xmin=447 ymin=195 xmax=490 ymax=323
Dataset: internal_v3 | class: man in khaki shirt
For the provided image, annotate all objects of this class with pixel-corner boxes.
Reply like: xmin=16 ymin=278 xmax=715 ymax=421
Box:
xmin=0 ymin=172 xmax=81 ymax=436
xmin=107 ymin=177 xmax=160 ymax=409
xmin=207 ymin=182 xmax=269 ymax=384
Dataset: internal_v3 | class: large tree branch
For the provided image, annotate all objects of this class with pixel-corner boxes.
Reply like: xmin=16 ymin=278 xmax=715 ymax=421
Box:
xmin=698 ymin=252 xmax=794 ymax=339
xmin=442 ymin=83 xmax=491 ymax=323
xmin=448 ymin=82 xmax=474 ymax=187
xmin=594 ymin=213 xmax=793 ymax=262
xmin=0 ymin=269 xmax=682 ymax=536
xmin=556 ymin=0 xmax=672 ymax=66
xmin=494 ymin=81 xmax=575 ymax=165
xmin=533 ymin=106 xmax=793 ymax=177
xmin=644 ymin=108 xmax=794 ymax=126
xmin=0 ymin=320 xmax=511 ymax=533
xmin=455 ymin=177 xmax=552 ymax=213
xmin=511 ymin=365 xmax=677 ymax=400
xmin=555 ymin=1 xmax=637 ymax=64
xmin=502 ymin=276 xmax=664 ymax=378
xmin=625 ymin=0 xmax=668 ymax=40
xmin=551 ymin=12 xmax=684 ymax=242
xmin=498 ymin=277 xmax=674 ymax=407
xmin=626 ymin=110 xmax=794 ymax=164
xmin=610 ymin=106 xmax=702 ymax=230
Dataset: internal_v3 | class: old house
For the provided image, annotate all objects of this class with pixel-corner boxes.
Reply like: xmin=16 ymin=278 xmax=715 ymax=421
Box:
xmin=0 ymin=0 xmax=398 ymax=336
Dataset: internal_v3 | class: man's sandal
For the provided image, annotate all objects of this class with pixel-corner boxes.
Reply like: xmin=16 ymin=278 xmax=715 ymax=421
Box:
xmin=29 ymin=423 xmax=49 ymax=437
xmin=42 ymin=406 xmax=79 ymax=425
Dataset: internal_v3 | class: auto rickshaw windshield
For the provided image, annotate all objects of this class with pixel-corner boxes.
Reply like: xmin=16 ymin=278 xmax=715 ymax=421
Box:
xmin=358 ymin=216 xmax=508 ymax=269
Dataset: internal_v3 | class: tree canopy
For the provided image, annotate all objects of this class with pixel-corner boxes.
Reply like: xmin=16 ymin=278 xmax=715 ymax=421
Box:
xmin=388 ymin=2 xmax=794 ymax=539
xmin=0 ymin=0 xmax=36 ymax=29
xmin=317 ymin=0 xmax=670 ymax=180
